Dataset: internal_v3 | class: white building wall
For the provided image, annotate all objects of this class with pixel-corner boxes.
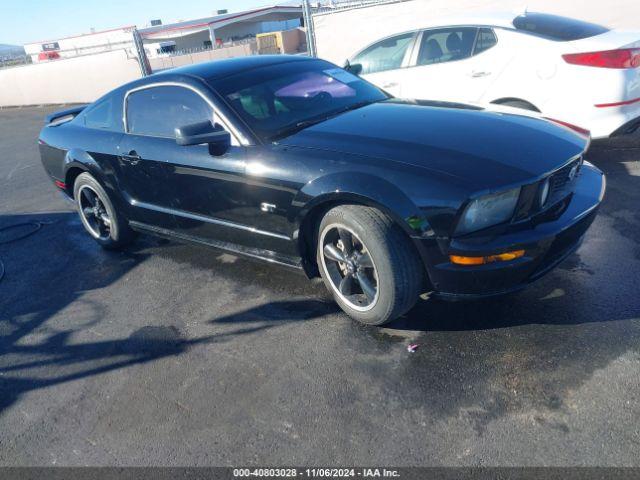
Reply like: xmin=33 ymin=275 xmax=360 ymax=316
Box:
xmin=24 ymin=28 xmax=134 ymax=62
xmin=0 ymin=49 xmax=141 ymax=106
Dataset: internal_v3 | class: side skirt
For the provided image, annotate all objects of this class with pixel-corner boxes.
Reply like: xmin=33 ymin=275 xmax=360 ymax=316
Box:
xmin=129 ymin=220 xmax=305 ymax=272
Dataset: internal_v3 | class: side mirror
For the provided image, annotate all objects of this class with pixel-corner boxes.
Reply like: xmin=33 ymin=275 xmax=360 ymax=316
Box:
xmin=344 ymin=62 xmax=363 ymax=76
xmin=175 ymin=121 xmax=231 ymax=155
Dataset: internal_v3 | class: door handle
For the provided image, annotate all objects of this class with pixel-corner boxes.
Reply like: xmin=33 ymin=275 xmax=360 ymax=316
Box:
xmin=121 ymin=150 xmax=141 ymax=165
xmin=470 ymin=71 xmax=491 ymax=78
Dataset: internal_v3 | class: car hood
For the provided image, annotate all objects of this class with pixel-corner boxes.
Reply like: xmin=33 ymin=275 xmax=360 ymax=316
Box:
xmin=279 ymin=99 xmax=588 ymax=191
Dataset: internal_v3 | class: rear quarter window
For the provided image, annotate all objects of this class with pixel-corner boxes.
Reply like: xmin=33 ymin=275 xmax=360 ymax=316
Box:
xmin=83 ymin=99 xmax=114 ymax=129
xmin=474 ymin=28 xmax=497 ymax=55
xmin=513 ymin=13 xmax=609 ymax=41
xmin=80 ymin=94 xmax=123 ymax=132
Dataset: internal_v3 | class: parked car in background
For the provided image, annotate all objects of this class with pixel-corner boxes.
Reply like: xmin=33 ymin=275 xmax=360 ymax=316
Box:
xmin=345 ymin=11 xmax=640 ymax=139
xmin=38 ymin=56 xmax=604 ymax=325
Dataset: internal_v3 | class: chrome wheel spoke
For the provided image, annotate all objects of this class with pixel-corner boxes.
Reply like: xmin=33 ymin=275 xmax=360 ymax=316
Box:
xmin=338 ymin=228 xmax=353 ymax=256
xmin=81 ymin=187 xmax=97 ymax=207
xmin=324 ymin=243 xmax=346 ymax=263
xmin=83 ymin=207 xmax=95 ymax=217
xmin=99 ymin=213 xmax=111 ymax=228
xmin=339 ymin=273 xmax=355 ymax=296
xmin=357 ymin=251 xmax=373 ymax=269
xmin=356 ymin=272 xmax=376 ymax=302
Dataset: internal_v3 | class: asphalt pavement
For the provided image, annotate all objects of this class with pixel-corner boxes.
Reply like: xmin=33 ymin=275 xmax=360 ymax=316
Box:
xmin=0 ymin=106 xmax=639 ymax=466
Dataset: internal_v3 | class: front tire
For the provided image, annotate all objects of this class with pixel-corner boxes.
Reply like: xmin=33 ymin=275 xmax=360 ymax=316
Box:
xmin=73 ymin=172 xmax=134 ymax=250
xmin=317 ymin=205 xmax=422 ymax=326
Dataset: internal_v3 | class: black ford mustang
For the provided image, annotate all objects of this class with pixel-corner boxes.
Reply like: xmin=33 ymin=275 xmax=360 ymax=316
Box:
xmin=38 ymin=55 xmax=605 ymax=325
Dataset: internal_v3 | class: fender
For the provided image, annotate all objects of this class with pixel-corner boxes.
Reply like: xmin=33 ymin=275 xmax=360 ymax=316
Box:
xmin=293 ymin=172 xmax=433 ymax=238
xmin=63 ymin=149 xmax=106 ymax=189
xmin=62 ymin=149 xmax=126 ymax=211
xmin=64 ymin=149 xmax=101 ymax=175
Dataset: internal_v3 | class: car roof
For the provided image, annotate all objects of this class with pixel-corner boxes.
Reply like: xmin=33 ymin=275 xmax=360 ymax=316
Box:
xmin=152 ymin=54 xmax=315 ymax=81
xmin=418 ymin=10 xmax=518 ymax=29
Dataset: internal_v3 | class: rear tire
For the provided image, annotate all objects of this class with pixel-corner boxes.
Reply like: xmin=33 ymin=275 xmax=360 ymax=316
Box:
xmin=317 ymin=205 xmax=422 ymax=326
xmin=73 ymin=172 xmax=134 ymax=250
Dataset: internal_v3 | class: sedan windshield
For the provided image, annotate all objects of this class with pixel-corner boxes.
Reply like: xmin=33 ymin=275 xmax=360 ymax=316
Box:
xmin=211 ymin=59 xmax=388 ymax=142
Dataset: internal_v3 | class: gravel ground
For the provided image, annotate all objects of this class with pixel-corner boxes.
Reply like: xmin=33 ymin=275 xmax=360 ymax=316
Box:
xmin=0 ymin=106 xmax=639 ymax=466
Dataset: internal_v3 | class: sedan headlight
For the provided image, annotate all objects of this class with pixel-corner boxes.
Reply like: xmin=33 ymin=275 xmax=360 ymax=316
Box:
xmin=455 ymin=187 xmax=521 ymax=235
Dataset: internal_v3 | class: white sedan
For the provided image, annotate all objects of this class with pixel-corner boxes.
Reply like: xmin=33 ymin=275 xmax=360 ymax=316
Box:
xmin=345 ymin=11 xmax=640 ymax=139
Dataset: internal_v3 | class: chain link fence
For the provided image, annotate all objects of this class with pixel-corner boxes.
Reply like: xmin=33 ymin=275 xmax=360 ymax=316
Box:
xmin=312 ymin=0 xmax=411 ymax=15
xmin=0 ymin=41 xmax=136 ymax=71
xmin=303 ymin=0 xmax=412 ymax=56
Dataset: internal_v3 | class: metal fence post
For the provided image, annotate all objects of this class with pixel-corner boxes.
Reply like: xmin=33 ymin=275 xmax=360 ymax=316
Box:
xmin=131 ymin=28 xmax=152 ymax=76
xmin=302 ymin=0 xmax=317 ymax=57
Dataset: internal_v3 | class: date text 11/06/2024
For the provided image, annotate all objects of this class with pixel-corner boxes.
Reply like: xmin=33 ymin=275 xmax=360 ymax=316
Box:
xmin=232 ymin=468 xmax=401 ymax=477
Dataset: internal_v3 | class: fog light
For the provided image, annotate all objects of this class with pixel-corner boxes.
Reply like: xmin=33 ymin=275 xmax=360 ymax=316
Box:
xmin=450 ymin=250 xmax=525 ymax=266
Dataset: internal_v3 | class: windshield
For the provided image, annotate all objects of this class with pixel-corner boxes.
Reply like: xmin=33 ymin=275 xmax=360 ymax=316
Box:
xmin=211 ymin=59 xmax=388 ymax=141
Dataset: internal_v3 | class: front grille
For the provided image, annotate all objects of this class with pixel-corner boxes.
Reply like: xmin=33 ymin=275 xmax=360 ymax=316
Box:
xmin=548 ymin=156 xmax=582 ymax=197
xmin=512 ymin=156 xmax=583 ymax=224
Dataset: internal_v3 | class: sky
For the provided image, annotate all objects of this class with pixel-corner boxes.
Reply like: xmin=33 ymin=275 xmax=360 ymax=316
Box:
xmin=1 ymin=0 xmax=280 ymax=45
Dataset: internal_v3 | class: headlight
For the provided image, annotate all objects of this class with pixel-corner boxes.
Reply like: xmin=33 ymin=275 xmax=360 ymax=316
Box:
xmin=455 ymin=187 xmax=521 ymax=235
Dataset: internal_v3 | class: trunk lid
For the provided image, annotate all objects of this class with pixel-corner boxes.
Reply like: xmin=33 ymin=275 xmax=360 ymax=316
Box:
xmin=564 ymin=29 xmax=640 ymax=52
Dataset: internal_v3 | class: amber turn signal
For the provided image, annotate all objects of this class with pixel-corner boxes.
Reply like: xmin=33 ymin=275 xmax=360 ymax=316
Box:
xmin=450 ymin=250 xmax=525 ymax=266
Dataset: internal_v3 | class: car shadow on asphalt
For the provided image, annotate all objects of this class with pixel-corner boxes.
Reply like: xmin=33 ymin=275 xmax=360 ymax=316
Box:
xmin=0 ymin=212 xmax=207 ymax=415
xmin=0 ymin=212 xmax=336 ymax=416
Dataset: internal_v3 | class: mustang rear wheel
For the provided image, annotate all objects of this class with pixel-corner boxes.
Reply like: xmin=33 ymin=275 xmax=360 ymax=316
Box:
xmin=73 ymin=172 xmax=134 ymax=250
xmin=317 ymin=205 xmax=422 ymax=325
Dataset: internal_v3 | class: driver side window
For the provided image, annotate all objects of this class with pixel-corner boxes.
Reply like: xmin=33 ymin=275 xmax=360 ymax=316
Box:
xmin=352 ymin=32 xmax=416 ymax=75
xmin=126 ymin=85 xmax=213 ymax=138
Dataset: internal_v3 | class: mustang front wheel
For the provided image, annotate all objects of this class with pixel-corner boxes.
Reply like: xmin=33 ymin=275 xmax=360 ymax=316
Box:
xmin=317 ymin=205 xmax=422 ymax=325
xmin=74 ymin=172 xmax=134 ymax=250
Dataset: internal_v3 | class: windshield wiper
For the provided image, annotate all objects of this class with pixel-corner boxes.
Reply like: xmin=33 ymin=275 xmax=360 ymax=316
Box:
xmin=269 ymin=117 xmax=329 ymax=142
xmin=270 ymin=100 xmax=378 ymax=141
xmin=329 ymin=99 xmax=377 ymax=117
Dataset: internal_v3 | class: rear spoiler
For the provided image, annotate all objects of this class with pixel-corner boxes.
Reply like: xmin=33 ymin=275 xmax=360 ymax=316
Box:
xmin=45 ymin=105 xmax=89 ymax=125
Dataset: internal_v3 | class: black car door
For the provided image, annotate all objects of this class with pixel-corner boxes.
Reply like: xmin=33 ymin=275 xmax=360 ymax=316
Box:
xmin=117 ymin=85 xmax=194 ymax=231
xmin=119 ymin=82 xmax=299 ymax=259
xmin=152 ymin=88 xmax=291 ymax=255
xmin=119 ymin=84 xmax=251 ymax=234
xmin=118 ymin=84 xmax=266 ymax=246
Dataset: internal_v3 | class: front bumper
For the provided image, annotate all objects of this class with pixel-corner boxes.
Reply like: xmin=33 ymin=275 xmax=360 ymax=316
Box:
xmin=421 ymin=163 xmax=605 ymax=300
